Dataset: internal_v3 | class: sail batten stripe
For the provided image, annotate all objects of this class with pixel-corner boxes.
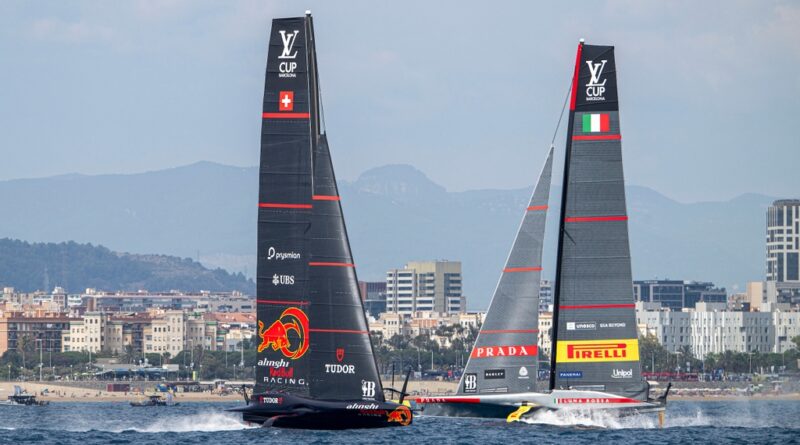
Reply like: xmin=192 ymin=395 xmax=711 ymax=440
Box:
xmin=527 ymin=205 xmax=549 ymax=211
xmin=481 ymin=329 xmax=539 ymax=334
xmin=308 ymin=262 xmax=355 ymax=267
xmin=257 ymin=299 xmax=310 ymax=306
xmin=312 ymin=195 xmax=340 ymax=201
xmin=262 ymin=112 xmax=310 ymax=119
xmin=309 ymin=328 xmax=368 ymax=334
xmin=259 ymin=202 xmax=312 ymax=209
xmin=503 ymin=267 xmax=543 ymax=273
xmin=559 ymin=304 xmax=635 ymax=310
xmin=572 ymin=134 xmax=621 ymax=141
xmin=565 ymin=215 xmax=628 ymax=223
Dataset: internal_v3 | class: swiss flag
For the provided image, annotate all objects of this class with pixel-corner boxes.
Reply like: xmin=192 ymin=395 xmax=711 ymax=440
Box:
xmin=278 ymin=91 xmax=294 ymax=111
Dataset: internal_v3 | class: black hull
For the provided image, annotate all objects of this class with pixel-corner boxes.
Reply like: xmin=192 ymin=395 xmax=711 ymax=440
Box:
xmin=419 ymin=402 xmax=520 ymax=419
xmin=229 ymin=393 xmax=412 ymax=430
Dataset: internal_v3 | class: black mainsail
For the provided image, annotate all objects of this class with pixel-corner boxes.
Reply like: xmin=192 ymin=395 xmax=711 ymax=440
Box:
xmin=549 ymin=42 xmax=647 ymax=400
xmin=457 ymin=148 xmax=553 ymax=396
xmin=237 ymin=13 xmax=410 ymax=428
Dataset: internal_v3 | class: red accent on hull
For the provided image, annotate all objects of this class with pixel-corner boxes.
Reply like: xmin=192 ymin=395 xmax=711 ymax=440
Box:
xmin=414 ymin=397 xmax=481 ymax=404
xmin=564 ymin=215 xmax=628 ymax=223
xmin=527 ymin=205 xmax=549 ymax=211
xmin=556 ymin=397 xmax=641 ymax=404
xmin=503 ymin=267 xmax=543 ymax=273
xmin=262 ymin=112 xmax=310 ymax=119
xmin=256 ymin=299 xmax=310 ymax=306
xmin=572 ymin=134 xmax=622 ymax=141
xmin=559 ymin=304 xmax=636 ymax=310
xmin=258 ymin=203 xmax=312 ymax=209
xmin=308 ymin=262 xmax=355 ymax=267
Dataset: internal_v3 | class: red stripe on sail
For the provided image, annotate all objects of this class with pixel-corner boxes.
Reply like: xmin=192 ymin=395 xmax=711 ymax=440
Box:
xmin=481 ymin=329 xmax=539 ymax=334
xmin=564 ymin=215 xmax=628 ymax=223
xmin=312 ymin=195 xmax=340 ymax=201
xmin=309 ymin=328 xmax=368 ymax=334
xmin=503 ymin=267 xmax=543 ymax=273
xmin=600 ymin=113 xmax=610 ymax=132
xmin=572 ymin=134 xmax=621 ymax=141
xmin=308 ymin=262 xmax=355 ymax=267
xmin=569 ymin=42 xmax=583 ymax=111
xmin=559 ymin=304 xmax=635 ymax=310
xmin=262 ymin=112 xmax=310 ymax=119
xmin=259 ymin=203 xmax=312 ymax=209
xmin=527 ymin=205 xmax=548 ymax=211
xmin=257 ymin=299 xmax=310 ymax=306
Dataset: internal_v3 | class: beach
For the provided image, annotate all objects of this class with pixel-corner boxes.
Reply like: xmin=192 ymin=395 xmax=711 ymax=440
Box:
xmin=2 ymin=380 xmax=798 ymax=403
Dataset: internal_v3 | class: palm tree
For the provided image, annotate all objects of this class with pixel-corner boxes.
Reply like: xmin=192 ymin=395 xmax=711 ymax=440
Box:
xmin=17 ymin=334 xmax=34 ymax=370
xmin=120 ymin=345 xmax=135 ymax=364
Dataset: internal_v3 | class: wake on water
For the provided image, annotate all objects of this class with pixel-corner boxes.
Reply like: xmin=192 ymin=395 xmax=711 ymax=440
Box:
xmin=64 ymin=411 xmax=256 ymax=434
xmin=520 ymin=407 xmax=715 ymax=429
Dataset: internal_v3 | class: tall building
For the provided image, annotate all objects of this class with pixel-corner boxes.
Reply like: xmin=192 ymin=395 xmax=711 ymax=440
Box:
xmin=634 ymin=280 xmax=727 ymax=310
xmin=766 ymin=199 xmax=800 ymax=306
xmin=385 ymin=260 xmax=465 ymax=315
xmin=358 ymin=281 xmax=387 ymax=318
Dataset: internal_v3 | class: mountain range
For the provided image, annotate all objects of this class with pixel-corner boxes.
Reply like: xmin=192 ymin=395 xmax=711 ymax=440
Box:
xmin=0 ymin=161 xmax=778 ymax=308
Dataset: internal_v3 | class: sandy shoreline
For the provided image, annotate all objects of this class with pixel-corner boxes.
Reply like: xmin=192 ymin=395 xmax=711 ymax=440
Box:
xmin=2 ymin=381 xmax=798 ymax=403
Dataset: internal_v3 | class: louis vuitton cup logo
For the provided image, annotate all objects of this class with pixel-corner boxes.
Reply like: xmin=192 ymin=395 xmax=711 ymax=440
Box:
xmin=278 ymin=30 xmax=299 ymax=77
xmin=585 ymin=59 xmax=607 ymax=101
xmin=278 ymin=30 xmax=299 ymax=59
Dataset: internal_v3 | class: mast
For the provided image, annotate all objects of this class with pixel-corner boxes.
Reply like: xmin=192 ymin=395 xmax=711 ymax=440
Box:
xmin=549 ymin=41 xmax=646 ymax=400
xmin=549 ymin=40 xmax=583 ymax=391
xmin=458 ymin=148 xmax=553 ymax=395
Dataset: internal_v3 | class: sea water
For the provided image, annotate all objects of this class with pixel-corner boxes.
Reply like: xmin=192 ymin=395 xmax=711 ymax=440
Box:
xmin=0 ymin=401 xmax=797 ymax=444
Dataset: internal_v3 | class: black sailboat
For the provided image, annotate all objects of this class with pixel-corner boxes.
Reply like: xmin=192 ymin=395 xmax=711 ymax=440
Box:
xmin=416 ymin=40 xmax=668 ymax=420
xmin=229 ymin=12 xmax=412 ymax=429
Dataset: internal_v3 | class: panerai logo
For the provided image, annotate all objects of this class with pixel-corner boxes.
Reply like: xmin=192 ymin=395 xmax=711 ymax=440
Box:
xmin=585 ymin=59 xmax=607 ymax=101
xmin=278 ymin=30 xmax=299 ymax=77
xmin=612 ymin=368 xmax=633 ymax=379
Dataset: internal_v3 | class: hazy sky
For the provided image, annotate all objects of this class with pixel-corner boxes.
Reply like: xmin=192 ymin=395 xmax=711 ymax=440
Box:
xmin=1 ymin=1 xmax=798 ymax=202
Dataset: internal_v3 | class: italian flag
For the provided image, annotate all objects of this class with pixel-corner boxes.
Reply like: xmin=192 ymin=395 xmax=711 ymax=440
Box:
xmin=582 ymin=113 xmax=610 ymax=133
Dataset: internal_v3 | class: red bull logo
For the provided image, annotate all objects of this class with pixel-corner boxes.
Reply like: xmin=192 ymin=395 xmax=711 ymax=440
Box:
xmin=387 ymin=405 xmax=412 ymax=426
xmin=257 ymin=307 xmax=309 ymax=359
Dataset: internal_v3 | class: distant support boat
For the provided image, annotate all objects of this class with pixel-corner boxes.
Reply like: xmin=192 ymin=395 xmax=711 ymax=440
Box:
xmin=130 ymin=393 xmax=179 ymax=407
xmin=0 ymin=386 xmax=49 ymax=406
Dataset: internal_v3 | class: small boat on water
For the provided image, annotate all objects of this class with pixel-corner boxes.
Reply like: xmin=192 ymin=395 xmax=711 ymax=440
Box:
xmin=415 ymin=40 xmax=670 ymax=423
xmin=0 ymin=386 xmax=49 ymax=406
xmin=130 ymin=393 xmax=179 ymax=407
xmin=227 ymin=11 xmax=412 ymax=430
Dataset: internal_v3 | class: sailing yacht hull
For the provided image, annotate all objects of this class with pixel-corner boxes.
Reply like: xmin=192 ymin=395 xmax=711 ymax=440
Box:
xmin=416 ymin=388 xmax=666 ymax=419
xmin=229 ymin=393 xmax=413 ymax=429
